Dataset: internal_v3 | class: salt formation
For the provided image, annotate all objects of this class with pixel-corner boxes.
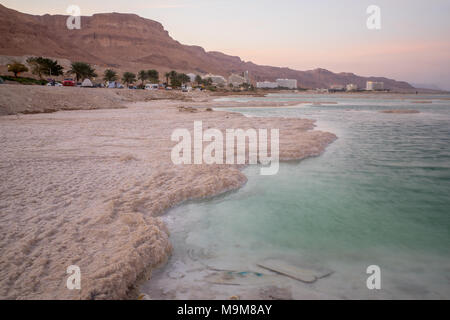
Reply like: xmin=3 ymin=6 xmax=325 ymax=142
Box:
xmin=0 ymin=100 xmax=336 ymax=299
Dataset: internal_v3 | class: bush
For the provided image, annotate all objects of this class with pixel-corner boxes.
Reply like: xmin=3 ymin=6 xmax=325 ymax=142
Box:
xmin=0 ymin=75 xmax=47 ymax=85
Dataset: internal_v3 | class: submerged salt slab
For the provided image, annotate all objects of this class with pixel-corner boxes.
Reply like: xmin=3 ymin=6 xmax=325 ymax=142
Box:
xmin=205 ymin=271 xmax=269 ymax=286
xmin=257 ymin=259 xmax=333 ymax=283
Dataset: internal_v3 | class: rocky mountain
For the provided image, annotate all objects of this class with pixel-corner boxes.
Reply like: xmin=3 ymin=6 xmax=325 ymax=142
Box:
xmin=0 ymin=4 xmax=415 ymax=91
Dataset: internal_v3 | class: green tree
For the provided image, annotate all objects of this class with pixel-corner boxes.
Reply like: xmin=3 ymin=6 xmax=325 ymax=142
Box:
xmin=204 ymin=77 xmax=213 ymax=86
xmin=44 ymin=59 xmax=64 ymax=77
xmin=168 ymin=70 xmax=178 ymax=86
xmin=242 ymin=82 xmax=250 ymax=91
xmin=26 ymin=57 xmax=63 ymax=78
xmin=178 ymin=73 xmax=190 ymax=85
xmin=138 ymin=70 xmax=148 ymax=86
xmin=164 ymin=72 xmax=170 ymax=85
xmin=169 ymin=70 xmax=177 ymax=80
xmin=147 ymin=69 xmax=159 ymax=83
xmin=195 ymin=75 xmax=202 ymax=86
xmin=103 ymin=69 xmax=118 ymax=82
xmin=68 ymin=62 xmax=97 ymax=82
xmin=26 ymin=57 xmax=46 ymax=79
xmin=122 ymin=72 xmax=136 ymax=87
xmin=7 ymin=62 xmax=28 ymax=77
xmin=167 ymin=71 xmax=188 ymax=88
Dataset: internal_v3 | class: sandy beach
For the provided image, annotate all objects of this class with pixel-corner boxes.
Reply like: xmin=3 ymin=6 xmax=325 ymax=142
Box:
xmin=0 ymin=85 xmax=336 ymax=299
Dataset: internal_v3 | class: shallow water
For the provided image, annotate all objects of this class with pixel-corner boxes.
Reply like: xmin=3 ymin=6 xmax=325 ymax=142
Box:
xmin=142 ymin=94 xmax=450 ymax=299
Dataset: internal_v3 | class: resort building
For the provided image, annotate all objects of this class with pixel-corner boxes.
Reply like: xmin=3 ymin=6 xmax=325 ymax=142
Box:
xmin=346 ymin=84 xmax=358 ymax=91
xmin=256 ymin=78 xmax=298 ymax=89
xmin=366 ymin=81 xmax=384 ymax=91
xmin=276 ymin=78 xmax=298 ymax=89
xmin=329 ymin=84 xmax=345 ymax=92
xmin=243 ymin=71 xmax=250 ymax=83
xmin=186 ymin=73 xmax=197 ymax=83
xmin=228 ymin=73 xmax=248 ymax=87
xmin=202 ymin=74 xmax=227 ymax=86
xmin=256 ymin=81 xmax=278 ymax=89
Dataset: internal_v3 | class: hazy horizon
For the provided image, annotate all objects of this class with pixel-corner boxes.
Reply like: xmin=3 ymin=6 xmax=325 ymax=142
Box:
xmin=2 ymin=0 xmax=450 ymax=90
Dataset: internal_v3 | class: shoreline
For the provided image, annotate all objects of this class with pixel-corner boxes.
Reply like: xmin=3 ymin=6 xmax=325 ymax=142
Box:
xmin=0 ymin=86 xmax=336 ymax=299
xmin=1 ymin=84 xmax=447 ymax=117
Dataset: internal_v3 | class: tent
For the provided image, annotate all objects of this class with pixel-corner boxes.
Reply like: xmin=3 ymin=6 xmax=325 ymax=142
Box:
xmin=108 ymin=81 xmax=117 ymax=88
xmin=81 ymin=79 xmax=93 ymax=87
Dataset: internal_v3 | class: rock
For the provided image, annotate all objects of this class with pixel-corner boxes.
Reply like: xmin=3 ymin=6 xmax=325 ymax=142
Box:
xmin=137 ymin=293 xmax=151 ymax=300
xmin=259 ymin=286 xmax=293 ymax=300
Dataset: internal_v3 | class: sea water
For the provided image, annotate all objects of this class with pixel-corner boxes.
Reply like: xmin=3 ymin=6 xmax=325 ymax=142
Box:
xmin=142 ymin=94 xmax=450 ymax=299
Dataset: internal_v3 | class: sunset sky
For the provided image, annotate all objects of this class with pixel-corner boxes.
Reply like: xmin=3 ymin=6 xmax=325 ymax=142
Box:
xmin=2 ymin=0 xmax=450 ymax=89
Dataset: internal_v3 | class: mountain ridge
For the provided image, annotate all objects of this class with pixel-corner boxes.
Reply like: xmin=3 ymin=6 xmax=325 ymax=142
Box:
xmin=0 ymin=4 xmax=415 ymax=91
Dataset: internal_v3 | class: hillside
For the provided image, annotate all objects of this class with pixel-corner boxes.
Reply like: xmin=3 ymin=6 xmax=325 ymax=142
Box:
xmin=0 ymin=4 xmax=415 ymax=91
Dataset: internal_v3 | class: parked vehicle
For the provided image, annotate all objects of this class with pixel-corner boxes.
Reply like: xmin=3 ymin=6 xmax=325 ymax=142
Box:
xmin=145 ymin=83 xmax=159 ymax=90
xmin=46 ymin=82 xmax=62 ymax=87
xmin=107 ymin=81 xmax=124 ymax=89
xmin=107 ymin=81 xmax=117 ymax=88
xmin=182 ymin=85 xmax=192 ymax=92
xmin=62 ymin=78 xmax=75 ymax=86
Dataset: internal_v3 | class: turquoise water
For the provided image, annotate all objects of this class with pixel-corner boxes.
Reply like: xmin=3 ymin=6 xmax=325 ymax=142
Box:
xmin=145 ymin=94 xmax=450 ymax=299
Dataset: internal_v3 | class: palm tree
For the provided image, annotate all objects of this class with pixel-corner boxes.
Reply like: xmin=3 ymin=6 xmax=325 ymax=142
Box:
xmin=138 ymin=70 xmax=148 ymax=86
xmin=147 ymin=69 xmax=159 ymax=83
xmin=103 ymin=69 xmax=118 ymax=82
xmin=195 ymin=75 xmax=202 ymax=86
xmin=169 ymin=70 xmax=177 ymax=80
xmin=68 ymin=62 xmax=97 ymax=83
xmin=165 ymin=70 xmax=178 ymax=87
xmin=178 ymin=73 xmax=190 ymax=85
xmin=122 ymin=72 xmax=136 ymax=87
xmin=164 ymin=72 xmax=170 ymax=85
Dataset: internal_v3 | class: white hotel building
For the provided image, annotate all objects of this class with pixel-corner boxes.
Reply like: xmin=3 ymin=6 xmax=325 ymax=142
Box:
xmin=256 ymin=81 xmax=278 ymax=89
xmin=256 ymin=78 xmax=298 ymax=89
xmin=276 ymin=79 xmax=298 ymax=89
xmin=366 ymin=81 xmax=384 ymax=91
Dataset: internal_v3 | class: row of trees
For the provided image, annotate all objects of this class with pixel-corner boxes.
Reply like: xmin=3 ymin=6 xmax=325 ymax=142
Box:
xmin=7 ymin=56 xmax=216 ymax=88
xmin=7 ymin=57 xmax=65 ymax=78
xmin=7 ymin=58 xmax=96 ymax=82
xmin=102 ymin=69 xmax=159 ymax=87
xmin=163 ymin=71 xmax=190 ymax=87
xmin=102 ymin=69 xmax=195 ymax=87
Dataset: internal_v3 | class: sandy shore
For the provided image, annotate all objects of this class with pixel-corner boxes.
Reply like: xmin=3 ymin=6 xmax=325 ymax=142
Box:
xmin=0 ymin=85 xmax=336 ymax=299
xmin=0 ymin=85 xmax=204 ymax=115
